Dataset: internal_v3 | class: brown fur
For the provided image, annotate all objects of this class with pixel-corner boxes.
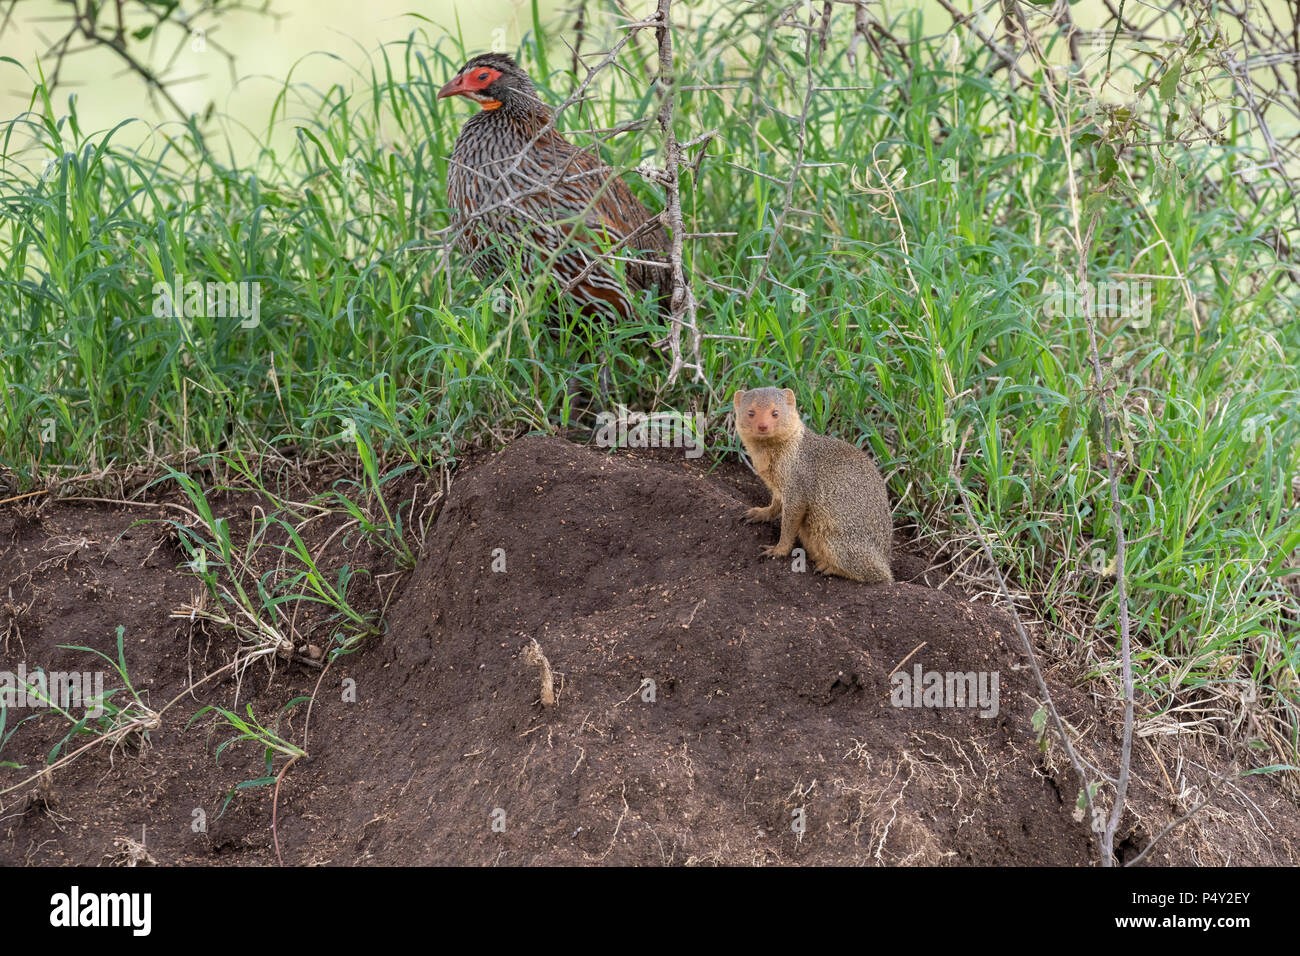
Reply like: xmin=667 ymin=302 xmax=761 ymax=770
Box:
xmin=734 ymin=387 xmax=893 ymax=585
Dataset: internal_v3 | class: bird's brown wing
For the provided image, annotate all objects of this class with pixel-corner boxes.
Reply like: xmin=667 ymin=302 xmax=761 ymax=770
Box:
xmin=598 ymin=173 xmax=672 ymax=301
xmin=548 ymin=140 xmax=671 ymax=301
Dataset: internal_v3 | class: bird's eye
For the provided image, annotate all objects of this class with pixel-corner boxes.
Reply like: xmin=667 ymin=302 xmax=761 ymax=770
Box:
xmin=478 ymin=72 xmax=490 ymax=81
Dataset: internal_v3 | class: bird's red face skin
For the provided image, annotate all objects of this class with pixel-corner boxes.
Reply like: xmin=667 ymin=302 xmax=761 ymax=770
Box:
xmin=438 ymin=67 xmax=504 ymax=109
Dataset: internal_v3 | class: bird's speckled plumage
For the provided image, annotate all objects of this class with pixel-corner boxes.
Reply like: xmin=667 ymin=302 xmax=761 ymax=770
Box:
xmin=442 ymin=53 xmax=669 ymax=319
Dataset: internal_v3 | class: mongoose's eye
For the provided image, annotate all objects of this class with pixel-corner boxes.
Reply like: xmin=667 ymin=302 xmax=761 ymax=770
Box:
xmin=746 ymin=409 xmax=755 ymax=418
xmin=771 ymin=409 xmax=779 ymax=418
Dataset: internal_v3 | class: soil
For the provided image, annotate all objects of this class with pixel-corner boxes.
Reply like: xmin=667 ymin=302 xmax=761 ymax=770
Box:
xmin=1 ymin=435 xmax=1297 ymax=865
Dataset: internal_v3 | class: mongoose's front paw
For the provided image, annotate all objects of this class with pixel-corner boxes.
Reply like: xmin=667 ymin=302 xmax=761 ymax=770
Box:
xmin=761 ymin=544 xmax=791 ymax=559
xmin=744 ymin=506 xmax=774 ymax=524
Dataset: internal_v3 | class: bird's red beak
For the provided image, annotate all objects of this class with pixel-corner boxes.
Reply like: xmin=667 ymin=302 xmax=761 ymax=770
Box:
xmin=437 ymin=74 xmax=468 ymax=99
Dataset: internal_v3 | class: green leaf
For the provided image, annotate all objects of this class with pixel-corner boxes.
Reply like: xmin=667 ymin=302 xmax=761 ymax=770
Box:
xmin=1083 ymin=190 xmax=1110 ymax=220
xmin=1242 ymin=764 xmax=1300 ymax=775
xmin=1087 ymin=405 xmax=1103 ymax=449
xmin=1031 ymin=706 xmax=1047 ymax=735
xmin=1158 ymin=58 xmax=1182 ymax=101
xmin=1076 ymin=782 xmax=1100 ymax=808
xmin=1097 ymin=143 xmax=1118 ymax=185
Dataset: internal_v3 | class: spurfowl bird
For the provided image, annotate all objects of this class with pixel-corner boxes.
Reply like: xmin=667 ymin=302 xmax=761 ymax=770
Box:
xmin=438 ymin=53 xmax=670 ymax=319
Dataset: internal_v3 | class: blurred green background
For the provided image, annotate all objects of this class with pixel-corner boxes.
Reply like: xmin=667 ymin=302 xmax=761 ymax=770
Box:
xmin=0 ymin=0 xmax=567 ymax=146
xmin=0 ymin=1 xmax=1181 ymax=134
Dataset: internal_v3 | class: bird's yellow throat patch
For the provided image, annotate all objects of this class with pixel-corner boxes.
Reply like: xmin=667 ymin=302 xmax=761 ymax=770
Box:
xmin=481 ymin=100 xmax=503 ymax=111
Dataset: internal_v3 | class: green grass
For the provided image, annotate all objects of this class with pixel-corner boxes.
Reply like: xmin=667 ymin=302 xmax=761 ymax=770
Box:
xmin=1 ymin=2 xmax=1298 ymax=784
xmin=0 ymin=624 xmax=159 ymax=797
xmin=186 ymin=699 xmax=310 ymax=816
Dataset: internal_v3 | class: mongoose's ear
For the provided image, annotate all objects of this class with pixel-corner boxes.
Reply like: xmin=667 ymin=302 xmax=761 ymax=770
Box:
xmin=733 ymin=389 xmax=745 ymax=409
xmin=782 ymin=388 xmax=796 ymax=406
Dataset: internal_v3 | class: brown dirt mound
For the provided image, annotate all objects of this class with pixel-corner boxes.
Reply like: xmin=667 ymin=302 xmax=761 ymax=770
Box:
xmin=380 ymin=435 xmax=1084 ymax=864
xmin=1 ymin=435 xmax=1297 ymax=865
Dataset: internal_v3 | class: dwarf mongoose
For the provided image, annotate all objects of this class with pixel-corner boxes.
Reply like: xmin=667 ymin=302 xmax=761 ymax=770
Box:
xmin=734 ymin=387 xmax=893 ymax=584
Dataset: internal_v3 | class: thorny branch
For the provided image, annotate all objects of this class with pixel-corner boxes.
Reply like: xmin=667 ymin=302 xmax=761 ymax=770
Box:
xmin=927 ymin=0 xmax=1300 ymax=864
xmin=7 ymin=0 xmax=270 ymax=121
xmin=654 ymin=0 xmax=704 ymax=384
xmin=1017 ymin=7 xmax=1137 ymax=868
xmin=748 ymin=3 xmax=820 ymax=296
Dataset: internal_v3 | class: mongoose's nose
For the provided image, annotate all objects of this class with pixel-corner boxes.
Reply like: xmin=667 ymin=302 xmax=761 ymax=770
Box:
xmin=756 ymin=422 xmax=769 ymax=433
